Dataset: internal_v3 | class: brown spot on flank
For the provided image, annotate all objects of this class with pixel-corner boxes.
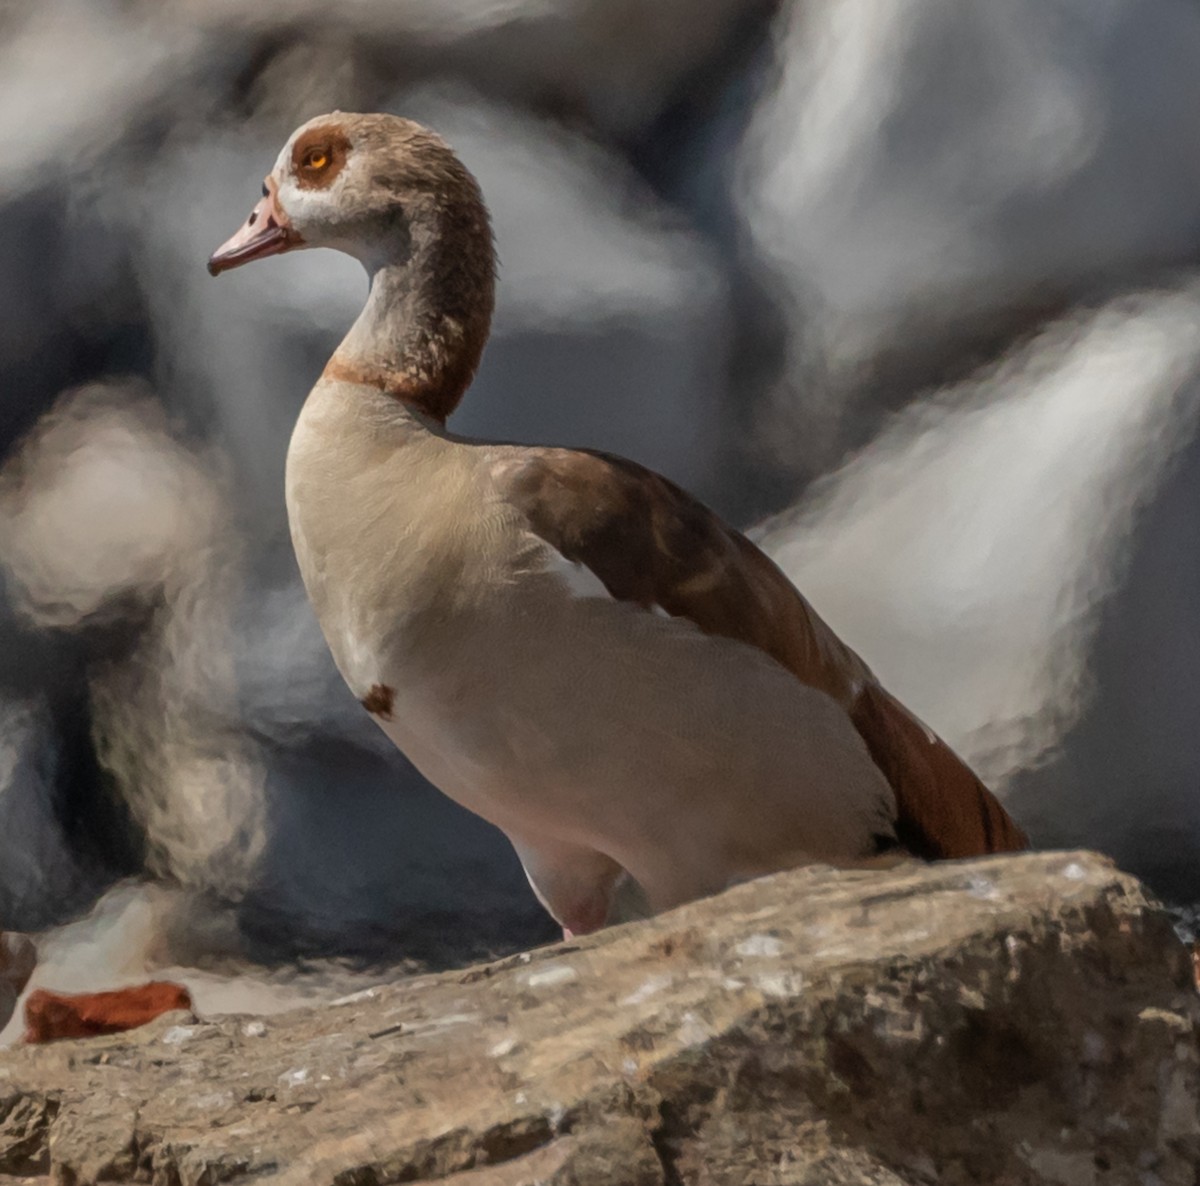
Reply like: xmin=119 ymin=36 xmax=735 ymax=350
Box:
xmin=291 ymin=124 xmax=350 ymax=189
xmin=361 ymin=683 xmax=395 ymax=719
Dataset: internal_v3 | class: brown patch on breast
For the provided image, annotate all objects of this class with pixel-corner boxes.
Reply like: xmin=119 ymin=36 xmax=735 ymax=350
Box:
xmin=361 ymin=683 xmax=396 ymax=719
xmin=291 ymin=123 xmax=351 ymax=189
xmin=495 ymin=445 xmax=1028 ymax=860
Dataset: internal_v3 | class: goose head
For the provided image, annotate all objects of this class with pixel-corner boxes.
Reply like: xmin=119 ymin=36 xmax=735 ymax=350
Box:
xmin=208 ymin=112 xmax=496 ymax=420
xmin=208 ymin=112 xmax=492 ymax=277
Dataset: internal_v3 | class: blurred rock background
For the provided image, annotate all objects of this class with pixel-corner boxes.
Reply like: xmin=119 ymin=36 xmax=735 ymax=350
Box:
xmin=3 ymin=0 xmax=1200 ymax=1011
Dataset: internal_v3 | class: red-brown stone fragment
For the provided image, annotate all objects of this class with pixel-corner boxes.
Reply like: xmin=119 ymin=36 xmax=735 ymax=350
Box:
xmin=23 ymin=981 xmax=193 ymax=1045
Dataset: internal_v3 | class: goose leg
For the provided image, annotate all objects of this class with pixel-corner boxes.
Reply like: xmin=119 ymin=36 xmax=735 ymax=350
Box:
xmin=508 ymin=832 xmax=626 ymax=938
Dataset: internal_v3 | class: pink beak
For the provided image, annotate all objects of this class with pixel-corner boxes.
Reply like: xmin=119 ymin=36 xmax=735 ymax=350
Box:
xmin=207 ymin=177 xmax=302 ymax=276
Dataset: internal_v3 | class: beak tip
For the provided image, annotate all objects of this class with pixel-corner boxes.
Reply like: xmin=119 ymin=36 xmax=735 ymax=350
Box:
xmin=206 ymin=258 xmax=221 ymax=277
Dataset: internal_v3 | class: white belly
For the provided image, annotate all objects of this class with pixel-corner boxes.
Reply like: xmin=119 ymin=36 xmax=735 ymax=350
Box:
xmin=337 ymin=589 xmax=897 ymax=907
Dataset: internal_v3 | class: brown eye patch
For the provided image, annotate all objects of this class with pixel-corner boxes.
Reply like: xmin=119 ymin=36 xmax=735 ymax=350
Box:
xmin=291 ymin=125 xmax=350 ymax=189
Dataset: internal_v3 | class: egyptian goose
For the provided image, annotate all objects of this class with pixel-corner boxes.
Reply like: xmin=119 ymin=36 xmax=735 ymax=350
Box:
xmin=208 ymin=113 xmax=1027 ymax=937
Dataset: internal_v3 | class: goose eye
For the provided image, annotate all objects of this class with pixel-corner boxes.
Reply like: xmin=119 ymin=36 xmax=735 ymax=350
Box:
xmin=303 ymin=148 xmax=330 ymax=171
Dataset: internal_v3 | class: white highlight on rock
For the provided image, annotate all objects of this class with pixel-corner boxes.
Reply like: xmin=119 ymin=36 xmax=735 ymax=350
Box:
xmin=756 ymin=972 xmax=803 ymax=999
xmin=524 ymin=964 xmax=579 ymax=989
xmin=330 ymin=987 xmax=380 ymax=1007
xmin=242 ymin=1020 xmax=267 ymax=1038
xmin=279 ymin=1067 xmax=309 ymax=1087
xmin=189 ymin=1091 xmax=233 ymax=1111
xmin=966 ymin=876 xmax=999 ymax=900
xmin=620 ymin=975 xmax=674 ymax=1007
xmin=161 ymin=1025 xmax=197 ymax=1045
xmin=407 ymin=1013 xmax=481 ymax=1034
xmin=489 ymin=1036 xmax=519 ymax=1058
xmin=1061 ymin=862 xmax=1088 ymax=881
xmin=736 ymin=933 xmax=785 ymax=959
xmin=676 ymin=1011 xmax=711 ymax=1047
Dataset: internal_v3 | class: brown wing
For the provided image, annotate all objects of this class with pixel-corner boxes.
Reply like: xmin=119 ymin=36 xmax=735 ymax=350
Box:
xmin=495 ymin=446 xmax=1028 ymax=860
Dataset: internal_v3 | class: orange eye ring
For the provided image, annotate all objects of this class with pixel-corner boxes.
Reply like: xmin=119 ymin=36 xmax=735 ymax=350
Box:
xmin=304 ymin=148 xmax=330 ymax=171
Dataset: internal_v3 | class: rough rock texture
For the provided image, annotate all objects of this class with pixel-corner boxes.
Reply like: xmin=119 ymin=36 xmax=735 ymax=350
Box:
xmin=0 ymin=851 xmax=1195 ymax=1185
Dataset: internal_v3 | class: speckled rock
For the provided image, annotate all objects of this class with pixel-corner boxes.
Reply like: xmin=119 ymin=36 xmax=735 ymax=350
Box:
xmin=0 ymin=851 xmax=1195 ymax=1184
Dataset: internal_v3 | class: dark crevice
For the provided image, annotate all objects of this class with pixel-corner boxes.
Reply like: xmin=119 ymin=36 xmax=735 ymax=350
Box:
xmin=0 ymin=1090 xmax=59 ymax=1177
xmin=331 ymin=1116 xmax=556 ymax=1186
xmin=475 ymin=1115 xmax=555 ymax=1167
xmin=647 ymin=1096 xmax=694 ymax=1186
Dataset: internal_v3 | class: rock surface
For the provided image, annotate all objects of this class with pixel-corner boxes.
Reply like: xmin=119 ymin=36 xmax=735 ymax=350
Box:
xmin=0 ymin=851 xmax=1195 ymax=1185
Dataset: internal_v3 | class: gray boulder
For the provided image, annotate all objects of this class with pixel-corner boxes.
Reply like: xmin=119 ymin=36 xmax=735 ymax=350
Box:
xmin=0 ymin=850 xmax=1194 ymax=1184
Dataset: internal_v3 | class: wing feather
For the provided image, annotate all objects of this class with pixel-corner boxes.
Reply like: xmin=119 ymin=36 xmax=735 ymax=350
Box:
xmin=493 ymin=446 xmax=1027 ymax=858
